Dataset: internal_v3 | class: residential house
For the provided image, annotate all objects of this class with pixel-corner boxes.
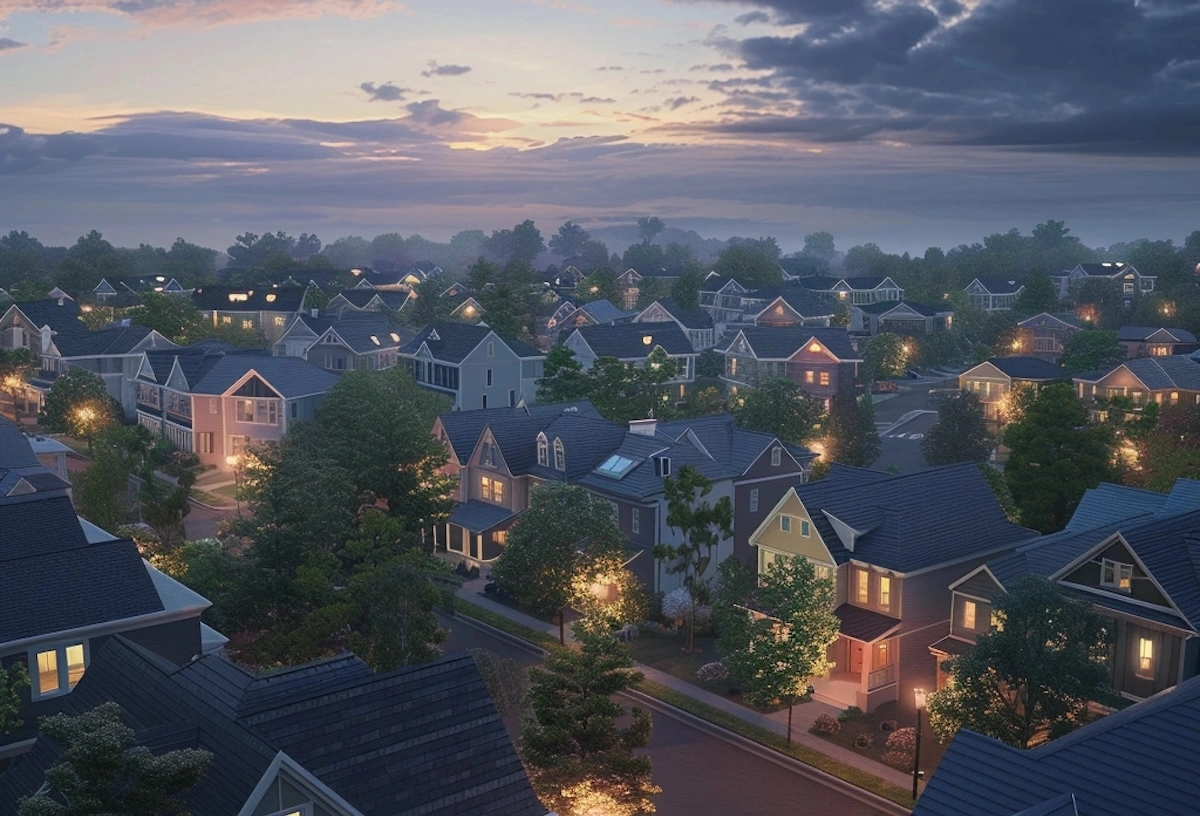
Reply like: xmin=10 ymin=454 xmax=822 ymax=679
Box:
xmin=634 ymin=298 xmax=716 ymax=351
xmin=850 ymin=300 xmax=953 ymax=336
xmin=1117 ymin=325 xmax=1198 ymax=358
xmin=135 ymin=348 xmax=340 ymax=471
xmin=544 ymin=265 xmax=585 ymax=293
xmin=959 ymin=357 xmax=1069 ymax=424
xmin=0 ymin=637 xmax=544 ymax=816
xmin=719 ymin=326 xmax=861 ymax=407
xmin=346 ymin=265 xmax=429 ymax=290
xmin=92 ymin=275 xmax=191 ymax=304
xmin=930 ymin=479 xmax=1200 ymax=706
xmin=0 ymin=298 xmax=87 ymax=417
xmin=562 ymin=321 xmax=696 ymax=400
xmin=399 ymin=321 xmax=545 ymax=410
xmin=1014 ymin=312 xmax=1081 ymax=362
xmin=1053 ymin=262 xmax=1155 ymax=303
xmin=274 ymin=313 xmax=410 ymax=374
xmin=616 ymin=268 xmax=678 ymax=310
xmin=747 ymin=463 xmax=1036 ymax=713
xmin=324 ymin=288 xmax=410 ymax=317
xmin=915 ymin=672 xmax=1200 ymax=816
xmin=0 ymin=419 xmax=224 ymax=749
xmin=698 ymin=275 xmax=751 ymax=324
xmin=192 ymin=285 xmax=308 ymax=344
xmin=448 ymin=294 xmax=486 ymax=323
xmin=964 ymin=277 xmax=1024 ymax=311
xmin=800 ymin=275 xmax=904 ymax=306
xmin=1073 ymin=355 xmax=1200 ymax=409
xmin=750 ymin=287 xmax=836 ymax=329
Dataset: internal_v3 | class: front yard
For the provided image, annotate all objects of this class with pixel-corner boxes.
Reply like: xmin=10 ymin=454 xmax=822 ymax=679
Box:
xmin=810 ymin=700 xmax=948 ymax=779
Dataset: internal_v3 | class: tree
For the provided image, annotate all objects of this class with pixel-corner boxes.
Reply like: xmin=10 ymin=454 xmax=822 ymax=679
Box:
xmin=0 ymin=347 xmax=35 ymax=419
xmin=585 ymin=350 xmax=677 ymax=425
xmin=39 ymin=368 xmax=118 ymax=451
xmin=1059 ymin=329 xmax=1124 ymax=373
xmin=1016 ymin=273 xmax=1059 ymax=314
xmin=550 ymin=221 xmax=590 ymax=259
xmin=823 ymin=393 xmax=880 ymax=468
xmin=861 ymin=333 xmax=909 ymax=382
xmin=491 ymin=483 xmax=627 ymax=617
xmin=712 ymin=242 xmax=782 ymax=288
xmin=732 ymin=377 xmax=824 ymax=445
xmin=345 ymin=549 xmax=449 ymax=670
xmin=125 ymin=292 xmax=207 ymax=342
xmin=72 ymin=436 xmax=135 ymax=532
xmin=521 ymin=633 xmax=659 ymax=816
xmin=18 ymin=702 xmax=211 ymax=816
xmin=407 ymin=277 xmax=450 ymax=327
xmin=658 ymin=465 xmax=733 ymax=653
xmin=226 ymin=231 xmax=296 ymax=269
xmin=637 ymin=216 xmax=665 ymax=244
xmin=715 ymin=557 xmax=839 ymax=740
xmin=1003 ymin=383 xmax=1115 ymax=532
xmin=536 ymin=345 xmax=592 ymax=404
xmin=0 ymin=662 xmax=29 ymax=736
xmin=802 ymin=231 xmax=836 ymax=262
xmin=578 ymin=267 xmax=622 ymax=304
xmin=1133 ymin=403 xmax=1200 ymax=492
xmin=922 ymin=391 xmax=995 ymax=465
xmin=927 ymin=576 xmax=1111 ymax=748
xmin=568 ymin=552 xmax=647 ymax=637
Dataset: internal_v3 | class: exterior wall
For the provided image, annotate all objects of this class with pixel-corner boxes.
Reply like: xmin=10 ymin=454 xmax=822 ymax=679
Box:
xmin=1106 ymin=617 xmax=1185 ymax=699
xmin=733 ymin=449 xmax=806 ymax=568
xmin=120 ymin=617 xmax=202 ymax=667
xmin=459 ymin=338 xmax=531 ymax=410
xmin=960 ymin=363 xmax=1011 ymax=422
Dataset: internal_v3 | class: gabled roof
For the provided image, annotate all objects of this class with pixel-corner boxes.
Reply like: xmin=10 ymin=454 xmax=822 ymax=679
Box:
xmin=190 ymin=354 xmax=341 ymax=398
xmin=1117 ymin=325 xmax=1197 ymax=343
xmin=1077 ymin=355 xmax=1200 ymax=391
xmin=700 ymin=274 xmax=742 ymax=293
xmin=800 ymin=275 xmax=899 ymax=292
xmin=1066 ymin=482 xmax=1170 ymax=530
xmin=971 ymin=356 xmax=1068 ymax=381
xmin=1017 ymin=312 xmax=1081 ymax=330
xmin=750 ymin=286 xmax=834 ymax=319
xmin=8 ymin=298 xmax=86 ymax=335
xmin=567 ymin=321 xmax=695 ymax=358
xmin=1073 ymin=261 xmax=1141 ymax=278
xmin=914 ymin=672 xmax=1200 ymax=816
xmin=192 ymin=285 xmax=307 ymax=312
xmin=792 ymin=463 xmax=1036 ymax=572
xmin=576 ymin=298 xmax=634 ymax=324
xmin=449 ymin=500 xmax=519 ymax=533
xmin=53 ymin=324 xmax=176 ymax=358
xmin=319 ymin=314 xmax=411 ymax=354
xmin=717 ymin=326 xmax=860 ymax=361
xmin=402 ymin=320 xmax=543 ymax=363
xmin=856 ymin=299 xmax=946 ymax=317
xmin=436 ymin=401 xmax=605 ymax=465
xmin=329 ymin=288 xmax=410 ymax=311
xmin=636 ymin=298 xmax=713 ymax=329
xmin=966 ymin=277 xmax=1024 ymax=295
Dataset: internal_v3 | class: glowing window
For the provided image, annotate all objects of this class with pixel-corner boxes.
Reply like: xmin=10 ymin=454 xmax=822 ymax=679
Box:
xmin=856 ymin=569 xmax=869 ymax=604
xmin=963 ymin=600 xmax=977 ymax=630
xmin=1138 ymin=637 xmax=1154 ymax=677
xmin=36 ymin=650 xmax=59 ymax=696
xmin=878 ymin=576 xmax=891 ymax=609
xmin=808 ymin=342 xmax=822 ymax=352
xmin=1101 ymin=558 xmax=1133 ymax=591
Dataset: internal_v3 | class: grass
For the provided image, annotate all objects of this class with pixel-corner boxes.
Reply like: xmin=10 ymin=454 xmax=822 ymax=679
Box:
xmin=627 ymin=632 xmax=720 ymax=683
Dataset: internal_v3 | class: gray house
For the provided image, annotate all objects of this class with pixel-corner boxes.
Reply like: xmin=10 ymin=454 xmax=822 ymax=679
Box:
xmin=562 ymin=321 xmax=697 ymax=400
xmin=400 ymin=321 xmax=545 ymax=410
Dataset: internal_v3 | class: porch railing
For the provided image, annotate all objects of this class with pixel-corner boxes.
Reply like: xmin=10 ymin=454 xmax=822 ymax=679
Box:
xmin=867 ymin=664 xmax=897 ymax=690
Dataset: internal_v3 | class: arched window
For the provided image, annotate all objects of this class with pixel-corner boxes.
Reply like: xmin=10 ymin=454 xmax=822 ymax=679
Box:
xmin=554 ymin=438 xmax=565 ymax=471
xmin=536 ymin=433 xmax=548 ymax=467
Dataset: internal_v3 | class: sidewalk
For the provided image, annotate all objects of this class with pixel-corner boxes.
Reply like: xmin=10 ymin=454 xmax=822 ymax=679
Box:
xmin=455 ymin=579 xmax=913 ymax=791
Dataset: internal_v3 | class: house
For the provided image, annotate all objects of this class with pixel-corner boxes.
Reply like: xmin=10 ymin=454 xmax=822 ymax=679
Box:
xmin=399 ymin=321 xmax=545 ymax=410
xmin=634 ymin=298 xmax=716 ymax=351
xmin=698 ymin=275 xmax=751 ymax=324
xmin=959 ymin=357 xmax=1069 ymax=424
xmin=1073 ymin=355 xmax=1200 ymax=409
xmin=1117 ymin=325 xmax=1198 ymax=358
xmin=718 ymin=326 xmax=861 ymax=407
xmin=1053 ymin=262 xmax=1155 ymax=303
xmin=747 ymin=463 xmax=1036 ymax=713
xmin=324 ymin=288 xmax=410 ymax=317
xmin=616 ymin=268 xmax=677 ymax=310
xmin=929 ymin=479 xmax=1200 ymax=705
xmin=964 ymin=277 xmax=1024 ymax=311
xmin=800 ymin=275 xmax=904 ymax=306
xmin=850 ymin=300 xmax=953 ymax=336
xmin=749 ymin=287 xmax=836 ymax=328
xmin=135 ymin=348 xmax=340 ymax=471
xmin=544 ymin=264 xmax=586 ymax=293
xmin=0 ymin=419 xmax=223 ymax=748
xmin=914 ymin=672 xmax=1200 ymax=816
xmin=448 ymin=294 xmax=486 ymax=323
xmin=192 ymin=284 xmax=309 ymax=344
xmin=562 ymin=321 xmax=697 ymax=399
xmin=1014 ymin=312 xmax=1081 ymax=362
xmin=0 ymin=637 xmax=544 ymax=816
xmin=274 ymin=314 xmax=410 ymax=374
xmin=92 ymin=275 xmax=191 ymax=304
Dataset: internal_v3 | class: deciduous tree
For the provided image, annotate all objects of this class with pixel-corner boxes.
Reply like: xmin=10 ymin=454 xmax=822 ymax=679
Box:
xmin=0 ymin=662 xmax=28 ymax=736
xmin=40 ymin=368 xmax=118 ymax=451
xmin=861 ymin=333 xmax=909 ymax=382
xmin=823 ymin=393 xmax=880 ymax=468
xmin=732 ymin=377 xmax=824 ymax=445
xmin=1059 ymin=329 xmax=1123 ymax=373
xmin=922 ymin=391 xmax=995 ymax=465
xmin=536 ymin=346 xmax=592 ymax=404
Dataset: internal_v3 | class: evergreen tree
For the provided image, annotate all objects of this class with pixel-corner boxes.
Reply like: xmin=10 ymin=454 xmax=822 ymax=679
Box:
xmin=823 ymin=393 xmax=880 ymax=468
xmin=922 ymin=391 xmax=995 ymax=465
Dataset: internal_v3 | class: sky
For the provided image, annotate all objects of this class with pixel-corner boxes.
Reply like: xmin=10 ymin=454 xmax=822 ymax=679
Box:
xmin=1 ymin=0 xmax=1199 ymax=255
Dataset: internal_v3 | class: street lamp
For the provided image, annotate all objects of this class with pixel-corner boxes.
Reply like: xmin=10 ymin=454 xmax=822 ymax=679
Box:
xmin=913 ymin=688 xmax=927 ymax=800
xmin=226 ymin=454 xmax=243 ymax=517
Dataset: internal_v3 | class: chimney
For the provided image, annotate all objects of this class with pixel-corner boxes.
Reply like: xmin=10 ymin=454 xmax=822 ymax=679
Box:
xmin=57 ymin=296 xmax=64 ymax=306
xmin=629 ymin=418 xmax=657 ymax=436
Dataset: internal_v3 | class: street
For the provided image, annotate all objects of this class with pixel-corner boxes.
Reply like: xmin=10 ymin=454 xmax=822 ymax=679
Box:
xmin=437 ymin=613 xmax=900 ymax=816
xmin=871 ymin=374 xmax=956 ymax=475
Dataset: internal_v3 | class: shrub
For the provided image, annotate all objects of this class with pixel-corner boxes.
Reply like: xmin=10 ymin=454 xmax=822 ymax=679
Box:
xmin=853 ymin=733 xmax=874 ymax=750
xmin=838 ymin=705 xmax=863 ymax=722
xmin=696 ymin=662 xmax=729 ymax=683
xmin=882 ymin=750 xmax=912 ymax=769
xmin=810 ymin=713 xmax=841 ymax=736
xmin=885 ymin=727 xmax=916 ymax=753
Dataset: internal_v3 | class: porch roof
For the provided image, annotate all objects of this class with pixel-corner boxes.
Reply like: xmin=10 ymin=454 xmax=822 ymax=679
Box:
xmin=834 ymin=603 xmax=900 ymax=643
xmin=448 ymin=500 xmax=518 ymax=533
xmin=928 ymin=634 xmax=973 ymax=656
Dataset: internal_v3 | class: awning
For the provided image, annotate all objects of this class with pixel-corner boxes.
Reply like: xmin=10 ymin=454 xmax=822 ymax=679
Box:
xmin=834 ymin=603 xmax=901 ymax=643
xmin=928 ymin=634 xmax=973 ymax=656
xmin=448 ymin=500 xmax=519 ymax=534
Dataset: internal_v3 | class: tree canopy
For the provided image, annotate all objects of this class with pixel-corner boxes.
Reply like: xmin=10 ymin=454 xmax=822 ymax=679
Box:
xmin=922 ymin=390 xmax=995 ymax=465
xmin=39 ymin=368 xmax=119 ymax=448
xmin=822 ymin=393 xmax=880 ymax=468
xmin=1059 ymin=329 xmax=1124 ymax=374
xmin=732 ymin=377 xmax=824 ymax=445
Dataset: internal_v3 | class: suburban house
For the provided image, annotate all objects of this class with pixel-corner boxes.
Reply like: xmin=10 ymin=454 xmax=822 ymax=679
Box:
xmin=0 ymin=637 xmax=544 ymax=816
xmin=1053 ymin=262 xmax=1155 ymax=303
xmin=556 ymin=299 xmax=633 ymax=332
xmin=448 ymin=294 xmax=486 ymax=323
xmin=719 ymin=326 xmax=861 ymax=407
xmin=433 ymin=404 xmax=814 ymax=593
xmin=616 ymin=268 xmax=678 ymax=310
xmin=192 ymin=284 xmax=309 ymax=344
xmin=914 ymin=672 xmax=1200 ymax=816
xmin=92 ymin=275 xmax=191 ymax=304
xmin=930 ymin=479 xmax=1200 ymax=705
xmin=964 ymin=277 xmax=1024 ymax=311
xmin=0 ymin=419 xmax=224 ymax=753
xmin=324 ymin=288 xmax=410 ymax=317
xmin=1014 ymin=312 xmax=1081 ymax=361
xmin=135 ymin=348 xmax=340 ymax=471
xmin=634 ymin=298 xmax=716 ymax=350
xmin=274 ymin=313 xmax=410 ymax=373
xmin=749 ymin=287 xmax=836 ymax=328
xmin=800 ymin=275 xmax=904 ymax=306
xmin=1117 ymin=325 xmax=1198 ymax=358
xmin=747 ymin=463 xmax=1036 ymax=714
xmin=399 ymin=321 xmax=545 ymax=410
xmin=543 ymin=264 xmax=585 ymax=293
xmin=850 ymin=300 xmax=953 ymax=336
xmin=1073 ymin=355 xmax=1200 ymax=409
xmin=699 ymin=275 xmax=751 ymax=324
xmin=562 ymin=321 xmax=697 ymax=400
xmin=958 ymin=356 xmax=1069 ymax=424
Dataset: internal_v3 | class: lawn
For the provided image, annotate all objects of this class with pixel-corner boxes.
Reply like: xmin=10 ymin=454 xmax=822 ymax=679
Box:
xmin=811 ymin=699 xmax=948 ymax=781
xmin=627 ymin=631 xmax=720 ymax=685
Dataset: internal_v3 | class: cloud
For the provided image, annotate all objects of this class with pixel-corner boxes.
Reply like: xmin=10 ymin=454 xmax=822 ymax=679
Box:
xmin=689 ymin=63 xmax=735 ymax=72
xmin=359 ymin=81 xmax=412 ymax=102
xmin=666 ymin=96 xmax=699 ymax=110
xmin=734 ymin=10 xmax=770 ymax=25
xmin=0 ymin=1 xmax=402 ymax=30
xmin=579 ymin=96 xmax=616 ymax=104
xmin=0 ymin=37 xmax=29 ymax=51
xmin=596 ymin=65 xmax=624 ymax=71
xmin=421 ymin=61 xmax=472 ymax=77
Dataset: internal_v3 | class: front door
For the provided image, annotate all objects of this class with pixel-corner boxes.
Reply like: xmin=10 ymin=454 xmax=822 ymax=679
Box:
xmin=849 ymin=641 xmax=863 ymax=674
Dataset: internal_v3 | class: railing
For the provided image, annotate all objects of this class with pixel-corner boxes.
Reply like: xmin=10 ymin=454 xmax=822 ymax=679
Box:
xmin=867 ymin=664 xmax=897 ymax=690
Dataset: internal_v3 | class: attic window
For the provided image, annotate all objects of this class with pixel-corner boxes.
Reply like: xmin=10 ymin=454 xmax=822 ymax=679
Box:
xmin=265 ymin=293 xmax=277 ymax=303
xmin=553 ymin=438 xmax=566 ymax=471
xmin=1101 ymin=558 xmax=1133 ymax=592
xmin=596 ymin=453 xmax=636 ymax=478
xmin=808 ymin=342 xmax=822 ymax=353
xmin=390 ymin=333 xmax=400 ymax=342
xmin=370 ymin=335 xmax=380 ymax=345
xmin=228 ymin=293 xmax=249 ymax=303
xmin=642 ymin=335 xmax=653 ymax=346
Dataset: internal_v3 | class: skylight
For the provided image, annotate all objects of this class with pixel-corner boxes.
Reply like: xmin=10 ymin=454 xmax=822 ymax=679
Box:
xmin=596 ymin=454 xmax=638 ymax=478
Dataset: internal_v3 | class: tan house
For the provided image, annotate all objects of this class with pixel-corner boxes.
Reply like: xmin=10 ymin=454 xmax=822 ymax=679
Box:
xmin=1073 ymin=355 xmax=1200 ymax=409
xmin=1117 ymin=326 xmax=1198 ymax=359
xmin=1014 ymin=312 xmax=1081 ymax=362
xmin=958 ymin=356 xmax=1068 ymax=424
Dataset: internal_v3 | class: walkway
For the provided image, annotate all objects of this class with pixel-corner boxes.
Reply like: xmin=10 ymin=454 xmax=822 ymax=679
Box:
xmin=454 ymin=579 xmax=914 ymax=791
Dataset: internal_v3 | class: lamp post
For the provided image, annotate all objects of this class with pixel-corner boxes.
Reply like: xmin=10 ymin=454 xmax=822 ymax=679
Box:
xmin=912 ymin=688 xmax=926 ymax=800
xmin=226 ymin=455 xmax=243 ymax=517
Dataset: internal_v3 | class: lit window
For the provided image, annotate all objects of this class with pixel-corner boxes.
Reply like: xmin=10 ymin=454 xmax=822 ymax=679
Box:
xmin=856 ymin=570 xmax=869 ymax=604
xmin=1101 ymin=558 xmax=1133 ymax=591
xmin=31 ymin=642 xmax=87 ymax=699
xmin=814 ymin=565 xmax=831 ymax=582
xmin=780 ymin=515 xmax=792 ymax=532
xmin=222 ymin=315 xmax=233 ymax=325
xmin=36 ymin=650 xmax=58 ymax=696
xmin=963 ymin=600 xmax=977 ymax=630
xmin=771 ymin=447 xmax=782 ymax=466
xmin=536 ymin=433 xmax=548 ymax=466
xmin=242 ymin=319 xmax=254 ymax=330
xmin=554 ymin=438 xmax=565 ymax=471
xmin=808 ymin=341 xmax=822 ymax=352
xmin=749 ymin=488 xmax=759 ymax=513
xmin=1138 ymin=637 xmax=1154 ymax=678
xmin=805 ymin=370 xmax=815 ymax=384
xmin=273 ymin=316 xmax=285 ymax=326
xmin=819 ymin=371 xmax=830 ymax=386
xmin=480 ymin=476 xmax=504 ymax=504
xmin=494 ymin=530 xmax=507 ymax=546
xmin=875 ymin=640 xmax=889 ymax=668
xmin=878 ymin=576 xmax=891 ymax=609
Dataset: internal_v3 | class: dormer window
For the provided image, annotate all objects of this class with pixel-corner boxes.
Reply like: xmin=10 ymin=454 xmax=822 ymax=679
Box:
xmin=1101 ymin=558 xmax=1133 ymax=592
xmin=537 ymin=433 xmax=548 ymax=466
xmin=30 ymin=642 xmax=87 ymax=700
xmin=771 ymin=447 xmax=782 ymax=466
xmin=554 ymin=438 xmax=565 ymax=471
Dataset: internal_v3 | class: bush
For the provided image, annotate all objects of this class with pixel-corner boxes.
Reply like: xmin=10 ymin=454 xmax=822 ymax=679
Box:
xmin=647 ymin=591 xmax=665 ymax=625
xmin=882 ymin=750 xmax=912 ymax=769
xmin=696 ymin=662 xmax=729 ymax=683
xmin=885 ymin=726 xmax=916 ymax=752
xmin=853 ymin=733 xmax=874 ymax=750
xmin=810 ymin=714 xmax=841 ymax=736
xmin=838 ymin=705 xmax=863 ymax=722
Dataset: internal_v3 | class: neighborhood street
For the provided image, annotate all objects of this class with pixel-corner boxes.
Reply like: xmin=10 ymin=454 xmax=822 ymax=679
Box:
xmin=871 ymin=373 xmax=957 ymax=475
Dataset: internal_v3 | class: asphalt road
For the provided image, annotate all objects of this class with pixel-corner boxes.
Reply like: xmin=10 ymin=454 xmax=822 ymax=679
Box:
xmin=437 ymin=613 xmax=901 ymax=816
xmin=871 ymin=375 xmax=957 ymax=475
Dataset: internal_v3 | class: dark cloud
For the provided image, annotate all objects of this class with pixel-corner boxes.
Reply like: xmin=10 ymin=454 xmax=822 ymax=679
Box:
xmin=734 ymin=11 xmax=770 ymax=25
xmin=690 ymin=63 xmax=735 ymax=72
xmin=667 ymin=96 xmax=699 ymax=110
xmin=0 ymin=38 xmax=28 ymax=51
xmin=699 ymin=0 xmax=1200 ymax=155
xmin=580 ymin=96 xmax=616 ymax=104
xmin=359 ymin=81 xmax=411 ymax=102
xmin=421 ymin=61 xmax=471 ymax=77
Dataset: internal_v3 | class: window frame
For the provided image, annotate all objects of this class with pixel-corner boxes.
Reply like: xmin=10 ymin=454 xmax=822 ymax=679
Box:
xmin=855 ymin=569 xmax=869 ymax=605
xmin=553 ymin=438 xmax=566 ymax=471
xmin=771 ymin=447 xmax=782 ymax=466
xmin=1101 ymin=558 xmax=1133 ymax=592
xmin=536 ymin=433 xmax=548 ymax=466
xmin=878 ymin=575 xmax=891 ymax=609
xmin=1137 ymin=636 xmax=1154 ymax=679
xmin=779 ymin=515 xmax=792 ymax=533
xmin=29 ymin=641 xmax=89 ymax=701
xmin=749 ymin=487 xmax=759 ymax=513
xmin=631 ymin=508 xmax=640 ymax=534
xmin=963 ymin=599 xmax=977 ymax=630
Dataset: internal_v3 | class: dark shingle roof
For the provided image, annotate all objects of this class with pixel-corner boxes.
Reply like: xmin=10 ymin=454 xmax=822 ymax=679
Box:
xmin=982 ymin=356 xmax=1068 ymax=381
xmin=834 ymin=604 xmax=900 ymax=642
xmin=577 ymin=299 xmax=633 ymax=324
xmin=191 ymin=354 xmax=341 ymax=397
xmin=914 ymin=673 xmax=1200 ymax=816
xmin=1117 ymin=325 xmax=1197 ymax=343
xmin=1084 ymin=355 xmax=1200 ymax=390
xmin=9 ymin=298 xmax=85 ymax=334
xmin=53 ymin=324 xmax=169 ymax=357
xmin=449 ymin=500 xmax=519 ymax=532
xmin=321 ymin=314 xmax=411 ymax=353
xmin=968 ymin=277 xmax=1024 ymax=294
xmin=437 ymin=401 xmax=604 ymax=464
xmin=647 ymin=297 xmax=714 ymax=329
xmin=718 ymin=326 xmax=860 ymax=361
xmin=1076 ymin=262 xmax=1137 ymax=277
xmin=192 ymin=285 xmax=307 ymax=312
xmin=402 ymin=320 xmax=542 ymax=362
xmin=749 ymin=285 xmax=834 ymax=318
xmin=800 ymin=275 xmax=896 ymax=292
xmin=569 ymin=321 xmax=695 ymax=358
xmin=330 ymin=288 xmax=409 ymax=310
xmin=856 ymin=300 xmax=945 ymax=316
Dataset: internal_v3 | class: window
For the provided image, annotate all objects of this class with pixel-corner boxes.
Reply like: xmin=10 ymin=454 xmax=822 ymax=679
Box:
xmin=31 ymin=642 xmax=87 ymax=699
xmin=729 ymin=357 xmax=738 ymax=377
xmin=780 ymin=515 xmax=792 ymax=532
xmin=771 ymin=447 xmax=782 ymax=466
xmin=800 ymin=520 xmax=811 ymax=537
xmin=1123 ymin=282 xmax=1135 ymax=294
xmin=486 ymin=368 xmax=493 ymax=387
xmin=481 ymin=394 xmax=488 ymax=409
xmin=222 ymin=315 xmax=232 ymax=325
xmin=273 ymin=316 xmax=285 ymax=326
xmin=1101 ymin=558 xmax=1133 ymax=591
xmin=632 ymin=508 xmax=640 ymax=534
xmin=963 ymin=600 xmax=977 ymax=630
xmin=805 ymin=370 xmax=815 ymax=384
xmin=749 ymin=488 xmax=759 ymax=513
xmin=1137 ymin=637 xmax=1154 ymax=678
xmin=874 ymin=640 xmax=890 ymax=668
xmin=819 ymin=371 xmax=830 ymax=386
xmin=210 ymin=397 xmax=218 ymax=414
xmin=814 ymin=564 xmax=832 ymax=582
xmin=878 ymin=576 xmax=891 ymax=609
xmin=494 ymin=530 xmax=507 ymax=545
xmin=554 ymin=438 xmax=565 ymax=471
xmin=487 ymin=341 xmax=495 ymax=357
xmin=290 ymin=401 xmax=298 ymax=419
xmin=198 ymin=432 xmax=214 ymax=454
xmin=241 ymin=319 xmax=254 ymax=330
xmin=855 ymin=570 xmax=869 ymax=604
xmin=537 ymin=433 xmax=548 ymax=466
xmin=509 ymin=389 xmax=516 ymax=407
xmin=236 ymin=399 xmax=278 ymax=425
xmin=480 ymin=476 xmax=504 ymax=504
